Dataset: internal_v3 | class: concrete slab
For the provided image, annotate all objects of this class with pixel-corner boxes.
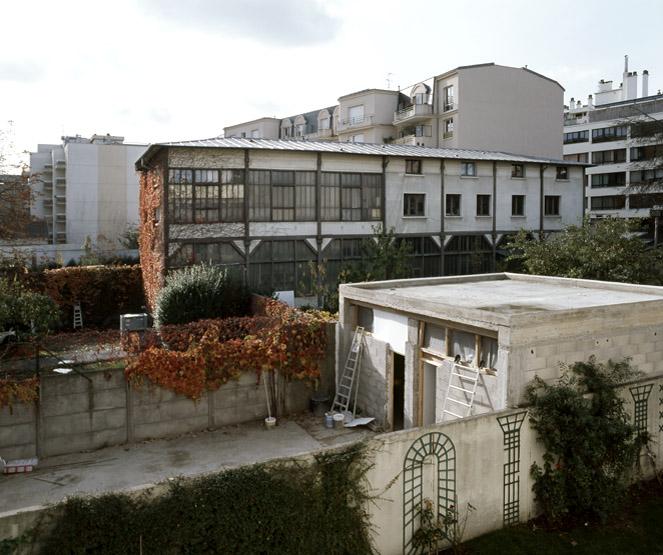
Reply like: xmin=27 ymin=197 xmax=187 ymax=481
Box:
xmin=0 ymin=417 xmax=371 ymax=515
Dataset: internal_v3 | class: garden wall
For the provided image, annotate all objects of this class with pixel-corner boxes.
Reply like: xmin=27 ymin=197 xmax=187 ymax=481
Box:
xmin=0 ymin=325 xmax=334 ymax=459
xmin=2 ymin=371 xmax=660 ymax=553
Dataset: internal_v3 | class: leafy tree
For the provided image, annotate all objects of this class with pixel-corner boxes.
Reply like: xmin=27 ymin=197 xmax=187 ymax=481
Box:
xmin=505 ymin=217 xmax=663 ymax=284
xmin=0 ymin=277 xmax=59 ymax=338
xmin=311 ymin=227 xmax=413 ymax=311
xmin=155 ymin=263 xmax=251 ymax=326
xmin=526 ymin=357 xmax=648 ymax=525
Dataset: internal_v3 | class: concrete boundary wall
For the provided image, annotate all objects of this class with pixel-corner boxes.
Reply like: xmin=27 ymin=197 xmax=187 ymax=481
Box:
xmin=0 ymin=325 xmax=335 ymax=460
xmin=1 ymin=373 xmax=661 ymax=552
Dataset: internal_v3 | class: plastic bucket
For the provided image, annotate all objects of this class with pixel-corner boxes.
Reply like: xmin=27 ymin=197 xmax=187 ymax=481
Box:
xmin=332 ymin=413 xmax=345 ymax=428
xmin=265 ymin=416 xmax=276 ymax=429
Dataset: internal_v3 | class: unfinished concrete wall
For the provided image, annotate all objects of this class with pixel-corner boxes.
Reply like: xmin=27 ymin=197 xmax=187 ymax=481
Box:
xmin=508 ymin=302 xmax=663 ymax=404
xmin=0 ymin=353 xmax=329 ymax=459
xmin=354 ymin=334 xmax=390 ymax=426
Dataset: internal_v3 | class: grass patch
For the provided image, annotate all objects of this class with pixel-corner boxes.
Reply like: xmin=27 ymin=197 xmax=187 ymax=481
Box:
xmin=462 ymin=480 xmax=663 ymax=554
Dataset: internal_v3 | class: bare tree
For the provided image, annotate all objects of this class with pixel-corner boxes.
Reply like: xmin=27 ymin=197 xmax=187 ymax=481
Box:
xmin=0 ymin=124 xmax=34 ymax=241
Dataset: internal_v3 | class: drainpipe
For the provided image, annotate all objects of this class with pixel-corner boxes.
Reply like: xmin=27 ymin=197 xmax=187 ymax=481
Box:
xmin=492 ymin=161 xmax=497 ymax=271
xmin=244 ymin=149 xmax=250 ymax=285
xmin=539 ymin=164 xmax=547 ymax=239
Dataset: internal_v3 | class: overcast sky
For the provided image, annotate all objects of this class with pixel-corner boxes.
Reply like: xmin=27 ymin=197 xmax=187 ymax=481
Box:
xmin=2 ymin=0 xmax=662 ymax=166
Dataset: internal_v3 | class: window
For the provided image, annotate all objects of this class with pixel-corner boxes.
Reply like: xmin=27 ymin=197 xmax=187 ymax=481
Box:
xmin=348 ymin=105 xmax=364 ymax=125
xmin=556 ymin=166 xmax=569 ymax=180
xmin=592 ymin=149 xmax=626 ymax=165
xmin=295 ymin=123 xmax=306 ymax=137
xmin=563 ymin=130 xmax=589 ymax=144
xmin=404 ymin=193 xmax=425 ymax=217
xmin=220 ymin=171 xmax=244 ymax=222
xmin=168 ymin=241 xmax=244 ymax=281
xmin=590 ymin=195 xmax=626 ymax=210
xmin=630 ymin=145 xmax=660 ymax=162
xmin=630 ymin=168 xmax=663 ymax=185
xmin=591 ymin=172 xmax=626 ymax=188
xmin=398 ymin=236 xmax=441 ymax=277
xmin=413 ymin=92 xmax=428 ymax=105
xmin=271 ymin=171 xmax=295 ymax=221
xmin=249 ymin=240 xmax=317 ymax=296
xmin=544 ymin=195 xmax=560 ymax=216
xmin=282 ymin=126 xmax=291 ymax=138
xmin=321 ymin=172 xmax=381 ymax=221
xmin=511 ymin=164 xmax=524 ymax=178
xmin=476 ymin=194 xmax=491 ymax=216
xmin=443 ymin=118 xmax=454 ymax=138
xmin=629 ymin=193 xmax=663 ymax=209
xmin=512 ymin=195 xmax=525 ymax=216
xmin=405 ymin=159 xmax=422 ymax=175
xmin=460 ymin=161 xmax=476 ymax=177
xmin=444 ymin=235 xmax=493 ymax=275
xmin=592 ymin=126 xmax=627 ymax=143
xmin=415 ymin=125 xmax=432 ymax=137
xmin=564 ymin=152 xmax=589 ymax=163
xmin=168 ymin=169 xmax=193 ymax=223
xmin=443 ymin=85 xmax=454 ymax=111
xmin=319 ymin=118 xmax=330 ymax=130
xmin=446 ymin=194 xmax=461 ymax=216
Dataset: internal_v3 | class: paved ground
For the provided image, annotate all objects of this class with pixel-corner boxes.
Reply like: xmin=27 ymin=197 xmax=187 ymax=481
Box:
xmin=1 ymin=415 xmax=373 ymax=515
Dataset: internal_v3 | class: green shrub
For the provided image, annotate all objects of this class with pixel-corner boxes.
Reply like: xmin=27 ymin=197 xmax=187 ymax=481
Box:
xmin=0 ymin=277 xmax=59 ymax=338
xmin=155 ymin=264 xmax=251 ymax=326
xmin=526 ymin=357 xmax=648 ymax=525
xmin=37 ymin=445 xmax=374 ymax=555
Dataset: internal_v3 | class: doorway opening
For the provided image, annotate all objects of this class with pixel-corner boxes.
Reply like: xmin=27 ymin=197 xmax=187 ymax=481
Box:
xmin=392 ymin=353 xmax=405 ymax=430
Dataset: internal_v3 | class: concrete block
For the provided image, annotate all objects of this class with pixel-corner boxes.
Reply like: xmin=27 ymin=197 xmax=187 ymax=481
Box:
xmin=133 ymin=397 xmax=208 ymax=424
xmin=90 ymin=388 xmax=127 ymax=411
xmin=42 ymin=433 xmax=96 ymax=457
xmin=132 ymin=386 xmax=179 ymax=405
xmin=41 ymin=374 xmax=90 ymax=395
xmin=91 ymin=427 xmax=127 ymax=449
xmin=41 ymin=391 xmax=90 ymax=417
xmin=92 ymin=408 xmax=127 ymax=432
xmin=646 ymin=351 xmax=662 ymax=364
xmin=43 ymin=412 xmax=92 ymax=436
xmin=133 ymin=416 xmax=209 ymax=441
xmin=0 ymin=443 xmax=36 ymax=460
xmin=89 ymin=368 xmax=126 ymax=390
xmin=0 ymin=422 xmax=35 ymax=448
xmin=0 ymin=403 xmax=35 ymax=426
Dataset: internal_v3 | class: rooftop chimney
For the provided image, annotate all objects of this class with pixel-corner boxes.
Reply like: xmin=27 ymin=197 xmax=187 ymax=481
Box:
xmin=643 ymin=70 xmax=649 ymax=97
xmin=588 ymin=94 xmax=594 ymax=108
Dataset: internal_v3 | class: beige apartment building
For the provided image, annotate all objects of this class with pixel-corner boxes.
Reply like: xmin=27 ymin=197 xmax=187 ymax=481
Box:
xmin=224 ymin=63 xmax=564 ymax=160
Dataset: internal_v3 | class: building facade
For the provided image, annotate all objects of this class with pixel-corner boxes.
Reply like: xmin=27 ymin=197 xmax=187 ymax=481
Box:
xmin=338 ymin=273 xmax=663 ymax=430
xmin=563 ymin=58 xmax=663 ymax=219
xmin=29 ymin=135 xmax=147 ymax=246
xmin=136 ymin=138 xmax=584 ymax=308
xmin=223 ymin=63 xmax=564 ymax=160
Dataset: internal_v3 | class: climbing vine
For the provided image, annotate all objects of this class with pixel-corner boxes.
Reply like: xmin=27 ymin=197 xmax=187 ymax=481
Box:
xmin=0 ymin=375 xmax=39 ymax=411
xmin=124 ymin=306 xmax=332 ymax=401
xmin=526 ymin=356 xmax=650 ymax=525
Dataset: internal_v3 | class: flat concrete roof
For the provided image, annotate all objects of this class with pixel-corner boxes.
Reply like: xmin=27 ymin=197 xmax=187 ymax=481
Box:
xmin=341 ymin=273 xmax=663 ymax=327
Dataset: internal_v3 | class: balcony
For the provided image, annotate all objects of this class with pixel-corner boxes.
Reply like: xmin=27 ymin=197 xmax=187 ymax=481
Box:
xmin=337 ymin=114 xmax=375 ymax=132
xmin=55 ymin=160 xmax=66 ymax=167
xmin=564 ymin=115 xmax=589 ymax=126
xmin=393 ymin=104 xmax=433 ymax=126
xmin=305 ymin=128 xmax=334 ymax=140
xmin=394 ymin=135 xmax=418 ymax=146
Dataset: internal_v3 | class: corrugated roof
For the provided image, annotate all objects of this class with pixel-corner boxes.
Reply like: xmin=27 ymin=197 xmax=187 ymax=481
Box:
xmin=136 ymin=137 xmax=584 ymax=170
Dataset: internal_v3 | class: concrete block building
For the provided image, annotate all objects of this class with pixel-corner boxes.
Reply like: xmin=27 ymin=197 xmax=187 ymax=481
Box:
xmin=338 ymin=273 xmax=663 ymax=430
xmin=135 ymin=138 xmax=584 ymax=309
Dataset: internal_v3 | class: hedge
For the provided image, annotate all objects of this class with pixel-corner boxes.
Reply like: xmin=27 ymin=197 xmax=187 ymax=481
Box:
xmin=37 ymin=265 xmax=144 ymax=329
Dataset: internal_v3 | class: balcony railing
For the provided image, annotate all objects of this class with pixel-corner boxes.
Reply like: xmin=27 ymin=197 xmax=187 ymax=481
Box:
xmin=393 ymin=104 xmax=433 ymax=125
xmin=564 ymin=115 xmax=589 ymax=126
xmin=338 ymin=114 xmax=374 ymax=132
xmin=394 ymin=135 xmax=418 ymax=146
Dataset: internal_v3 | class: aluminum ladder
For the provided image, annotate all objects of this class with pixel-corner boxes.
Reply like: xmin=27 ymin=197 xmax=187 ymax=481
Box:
xmin=441 ymin=362 xmax=481 ymax=420
xmin=331 ymin=326 xmax=364 ymax=417
xmin=73 ymin=302 xmax=83 ymax=329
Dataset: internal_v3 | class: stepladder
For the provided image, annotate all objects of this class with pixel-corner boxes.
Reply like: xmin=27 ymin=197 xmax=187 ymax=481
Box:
xmin=331 ymin=326 xmax=364 ymax=418
xmin=440 ymin=360 xmax=481 ymax=421
xmin=73 ymin=302 xmax=83 ymax=329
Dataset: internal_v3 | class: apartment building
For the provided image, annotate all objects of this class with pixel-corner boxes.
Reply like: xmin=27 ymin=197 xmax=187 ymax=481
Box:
xmin=223 ymin=63 xmax=564 ymax=160
xmin=135 ymin=138 xmax=584 ymax=308
xmin=29 ymin=135 xmax=147 ymax=246
xmin=563 ymin=57 xmax=663 ymax=219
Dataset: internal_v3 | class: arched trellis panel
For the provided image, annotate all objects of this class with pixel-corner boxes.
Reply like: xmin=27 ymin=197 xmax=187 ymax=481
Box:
xmin=403 ymin=432 xmax=456 ymax=554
